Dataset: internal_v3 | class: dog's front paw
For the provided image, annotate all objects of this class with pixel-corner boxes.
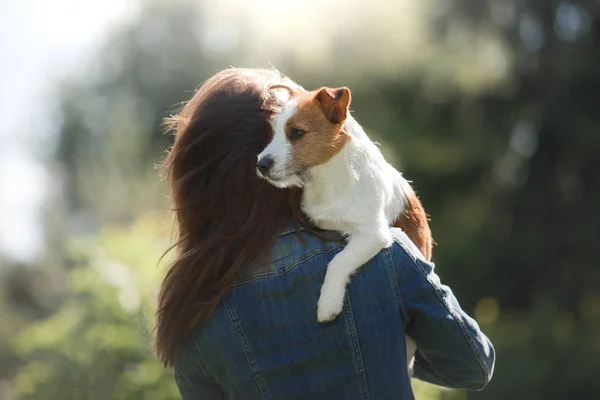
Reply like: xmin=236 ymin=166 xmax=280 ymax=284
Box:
xmin=317 ymin=283 xmax=346 ymax=323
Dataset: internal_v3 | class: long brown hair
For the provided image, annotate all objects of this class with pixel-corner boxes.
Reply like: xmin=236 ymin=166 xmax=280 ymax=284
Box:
xmin=155 ymin=68 xmax=315 ymax=367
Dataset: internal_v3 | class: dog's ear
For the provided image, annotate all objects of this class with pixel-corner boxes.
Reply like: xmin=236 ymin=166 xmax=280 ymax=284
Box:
xmin=315 ymin=87 xmax=351 ymax=124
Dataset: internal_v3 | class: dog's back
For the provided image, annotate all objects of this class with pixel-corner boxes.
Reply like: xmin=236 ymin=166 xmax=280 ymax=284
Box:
xmin=393 ymin=189 xmax=432 ymax=261
xmin=342 ymin=117 xmax=433 ymax=261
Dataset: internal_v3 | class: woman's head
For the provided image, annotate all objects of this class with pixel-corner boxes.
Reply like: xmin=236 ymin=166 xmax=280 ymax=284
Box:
xmin=156 ymin=68 xmax=310 ymax=366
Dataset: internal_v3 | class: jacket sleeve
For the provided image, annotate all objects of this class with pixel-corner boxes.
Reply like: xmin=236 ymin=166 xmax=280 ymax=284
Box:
xmin=389 ymin=228 xmax=496 ymax=391
xmin=174 ymin=346 xmax=227 ymax=400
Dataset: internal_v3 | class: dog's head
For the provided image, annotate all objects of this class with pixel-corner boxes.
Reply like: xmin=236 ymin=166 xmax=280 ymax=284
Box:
xmin=256 ymin=86 xmax=352 ymax=188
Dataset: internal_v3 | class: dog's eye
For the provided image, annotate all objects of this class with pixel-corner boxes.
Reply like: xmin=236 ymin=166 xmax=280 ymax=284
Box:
xmin=289 ymin=128 xmax=306 ymax=140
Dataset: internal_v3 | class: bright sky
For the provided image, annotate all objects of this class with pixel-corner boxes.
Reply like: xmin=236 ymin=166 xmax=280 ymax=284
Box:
xmin=0 ymin=0 xmax=136 ymax=262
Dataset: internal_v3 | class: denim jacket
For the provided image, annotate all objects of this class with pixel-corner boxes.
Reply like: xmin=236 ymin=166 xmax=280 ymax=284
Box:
xmin=174 ymin=222 xmax=495 ymax=400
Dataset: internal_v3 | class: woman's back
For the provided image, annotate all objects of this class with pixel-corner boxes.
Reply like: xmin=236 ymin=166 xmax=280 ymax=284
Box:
xmin=174 ymin=223 xmax=493 ymax=400
xmin=157 ymin=67 xmax=494 ymax=400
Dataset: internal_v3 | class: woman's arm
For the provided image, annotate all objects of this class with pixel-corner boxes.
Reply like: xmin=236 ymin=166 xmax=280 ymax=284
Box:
xmin=389 ymin=228 xmax=496 ymax=390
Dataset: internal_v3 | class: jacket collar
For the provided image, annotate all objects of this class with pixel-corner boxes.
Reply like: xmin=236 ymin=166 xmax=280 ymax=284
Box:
xmin=278 ymin=219 xmax=307 ymax=237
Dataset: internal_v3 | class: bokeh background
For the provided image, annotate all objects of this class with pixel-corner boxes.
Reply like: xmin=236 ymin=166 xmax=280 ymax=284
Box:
xmin=1 ymin=0 xmax=599 ymax=398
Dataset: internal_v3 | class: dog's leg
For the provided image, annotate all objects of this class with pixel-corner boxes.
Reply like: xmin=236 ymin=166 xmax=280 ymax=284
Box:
xmin=317 ymin=222 xmax=392 ymax=322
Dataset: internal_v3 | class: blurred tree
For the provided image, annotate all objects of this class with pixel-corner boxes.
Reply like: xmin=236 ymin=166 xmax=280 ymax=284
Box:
xmin=12 ymin=212 xmax=178 ymax=400
xmin=55 ymin=0 xmax=219 ymax=224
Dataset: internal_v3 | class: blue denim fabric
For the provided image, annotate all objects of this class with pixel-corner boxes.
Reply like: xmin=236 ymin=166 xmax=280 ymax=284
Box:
xmin=174 ymin=222 xmax=495 ymax=400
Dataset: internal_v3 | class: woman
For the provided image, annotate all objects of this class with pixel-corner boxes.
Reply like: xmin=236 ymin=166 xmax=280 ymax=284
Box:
xmin=156 ymin=68 xmax=495 ymax=400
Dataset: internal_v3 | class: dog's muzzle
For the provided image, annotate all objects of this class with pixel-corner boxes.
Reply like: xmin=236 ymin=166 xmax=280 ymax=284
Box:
xmin=257 ymin=155 xmax=274 ymax=177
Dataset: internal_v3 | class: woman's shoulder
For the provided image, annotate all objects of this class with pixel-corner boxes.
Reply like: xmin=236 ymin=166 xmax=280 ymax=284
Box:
xmin=235 ymin=220 xmax=432 ymax=287
xmin=235 ymin=221 xmax=344 ymax=285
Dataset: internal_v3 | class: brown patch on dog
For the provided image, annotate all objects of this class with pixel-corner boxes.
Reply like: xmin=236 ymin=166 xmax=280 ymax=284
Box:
xmin=393 ymin=190 xmax=434 ymax=261
xmin=285 ymin=87 xmax=352 ymax=169
xmin=316 ymin=87 xmax=351 ymax=123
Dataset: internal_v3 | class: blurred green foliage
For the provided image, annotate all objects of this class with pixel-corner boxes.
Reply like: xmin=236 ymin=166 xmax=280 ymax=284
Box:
xmin=10 ymin=213 xmax=178 ymax=399
xmin=1 ymin=0 xmax=600 ymax=399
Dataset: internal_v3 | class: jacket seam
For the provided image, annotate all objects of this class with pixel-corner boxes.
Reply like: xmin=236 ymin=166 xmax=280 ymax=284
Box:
xmin=224 ymin=297 xmax=271 ymax=399
xmin=232 ymin=244 xmax=344 ymax=287
xmin=344 ymin=294 xmax=371 ymax=400
xmin=385 ymin=247 xmax=409 ymax=327
xmin=189 ymin=339 xmax=210 ymax=376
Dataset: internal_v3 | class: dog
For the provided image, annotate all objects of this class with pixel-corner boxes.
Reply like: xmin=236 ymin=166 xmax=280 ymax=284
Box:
xmin=256 ymin=85 xmax=433 ymax=372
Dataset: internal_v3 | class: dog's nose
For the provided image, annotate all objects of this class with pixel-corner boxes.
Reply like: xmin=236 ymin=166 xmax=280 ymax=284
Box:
xmin=257 ymin=156 xmax=274 ymax=175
